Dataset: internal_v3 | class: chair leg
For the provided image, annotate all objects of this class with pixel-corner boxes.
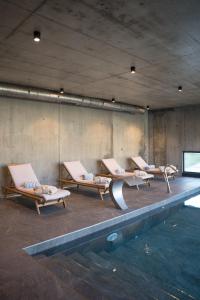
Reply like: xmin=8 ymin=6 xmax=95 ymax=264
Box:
xmin=99 ymin=190 xmax=104 ymax=201
xmin=35 ymin=201 xmax=41 ymax=215
xmin=2 ymin=187 xmax=7 ymax=200
xmin=163 ymin=173 xmax=171 ymax=193
xmin=63 ymin=199 xmax=66 ymax=208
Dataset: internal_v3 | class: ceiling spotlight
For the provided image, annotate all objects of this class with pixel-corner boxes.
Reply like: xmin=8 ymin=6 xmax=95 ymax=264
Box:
xmin=131 ymin=66 xmax=136 ymax=74
xmin=178 ymin=86 xmax=182 ymax=92
xmin=146 ymin=105 xmax=150 ymax=110
xmin=112 ymin=98 xmax=116 ymax=103
xmin=60 ymin=88 xmax=64 ymax=94
xmin=33 ymin=31 xmax=41 ymax=42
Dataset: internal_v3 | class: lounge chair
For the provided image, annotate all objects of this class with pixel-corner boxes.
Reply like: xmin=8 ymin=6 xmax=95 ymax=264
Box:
xmin=100 ymin=158 xmax=153 ymax=188
xmin=131 ymin=156 xmax=178 ymax=193
xmin=4 ymin=163 xmax=70 ymax=214
xmin=60 ymin=161 xmax=110 ymax=201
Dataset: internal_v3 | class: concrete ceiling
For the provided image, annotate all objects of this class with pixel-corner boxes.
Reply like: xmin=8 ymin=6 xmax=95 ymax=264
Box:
xmin=1 ymin=0 xmax=200 ymax=109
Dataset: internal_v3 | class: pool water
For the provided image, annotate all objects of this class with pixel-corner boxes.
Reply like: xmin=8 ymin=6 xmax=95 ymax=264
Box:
xmin=37 ymin=205 xmax=200 ymax=299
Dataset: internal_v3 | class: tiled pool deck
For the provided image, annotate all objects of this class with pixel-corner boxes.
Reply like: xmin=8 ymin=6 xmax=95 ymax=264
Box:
xmin=0 ymin=177 xmax=200 ymax=299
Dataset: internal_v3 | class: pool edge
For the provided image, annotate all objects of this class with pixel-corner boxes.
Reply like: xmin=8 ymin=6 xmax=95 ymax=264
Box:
xmin=23 ymin=186 xmax=200 ymax=255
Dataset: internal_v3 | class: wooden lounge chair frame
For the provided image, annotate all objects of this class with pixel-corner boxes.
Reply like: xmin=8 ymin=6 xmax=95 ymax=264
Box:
xmin=61 ymin=162 xmax=131 ymax=210
xmin=131 ymin=156 xmax=178 ymax=193
xmin=60 ymin=163 xmax=109 ymax=201
xmin=3 ymin=164 xmax=68 ymax=215
xmin=97 ymin=159 xmax=146 ymax=190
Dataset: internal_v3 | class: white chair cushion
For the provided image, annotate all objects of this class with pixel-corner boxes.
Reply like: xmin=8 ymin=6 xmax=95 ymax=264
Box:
xmin=102 ymin=158 xmax=123 ymax=175
xmin=8 ymin=164 xmax=40 ymax=188
xmin=18 ymin=187 xmax=70 ymax=201
xmin=134 ymin=170 xmax=154 ymax=180
xmin=132 ymin=156 xmax=150 ymax=170
xmin=63 ymin=161 xmax=88 ymax=180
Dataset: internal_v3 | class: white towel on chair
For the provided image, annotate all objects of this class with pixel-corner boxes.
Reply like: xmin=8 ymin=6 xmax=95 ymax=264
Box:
xmin=94 ymin=176 xmax=111 ymax=184
xmin=34 ymin=185 xmax=58 ymax=195
xmin=115 ymin=168 xmax=125 ymax=175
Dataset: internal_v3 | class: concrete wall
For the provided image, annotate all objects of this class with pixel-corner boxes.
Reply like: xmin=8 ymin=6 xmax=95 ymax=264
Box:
xmin=149 ymin=105 xmax=200 ymax=171
xmin=0 ymin=97 xmax=148 ymax=191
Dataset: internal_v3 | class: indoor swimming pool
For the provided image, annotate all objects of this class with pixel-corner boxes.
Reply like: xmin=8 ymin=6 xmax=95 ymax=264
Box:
xmin=35 ymin=198 xmax=200 ymax=299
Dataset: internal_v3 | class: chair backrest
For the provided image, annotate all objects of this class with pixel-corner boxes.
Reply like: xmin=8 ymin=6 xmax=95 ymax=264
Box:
xmin=8 ymin=163 xmax=39 ymax=188
xmin=63 ymin=161 xmax=88 ymax=180
xmin=131 ymin=156 xmax=149 ymax=170
xmin=102 ymin=158 xmax=122 ymax=175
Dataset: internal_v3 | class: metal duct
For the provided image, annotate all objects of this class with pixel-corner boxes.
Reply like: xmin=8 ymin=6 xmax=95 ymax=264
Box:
xmin=0 ymin=82 xmax=145 ymax=114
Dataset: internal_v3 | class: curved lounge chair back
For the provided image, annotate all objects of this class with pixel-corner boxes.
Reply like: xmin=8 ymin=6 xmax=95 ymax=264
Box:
xmin=8 ymin=164 xmax=39 ymax=188
xmin=102 ymin=158 xmax=122 ymax=175
xmin=132 ymin=156 xmax=149 ymax=170
xmin=63 ymin=161 xmax=88 ymax=180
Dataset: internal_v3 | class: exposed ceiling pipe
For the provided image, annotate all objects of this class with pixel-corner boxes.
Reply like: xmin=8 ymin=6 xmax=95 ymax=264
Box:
xmin=0 ymin=82 xmax=145 ymax=114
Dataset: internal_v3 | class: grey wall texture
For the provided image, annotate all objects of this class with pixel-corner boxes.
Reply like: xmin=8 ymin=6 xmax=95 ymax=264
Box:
xmin=149 ymin=105 xmax=200 ymax=171
xmin=0 ymin=97 xmax=148 ymax=191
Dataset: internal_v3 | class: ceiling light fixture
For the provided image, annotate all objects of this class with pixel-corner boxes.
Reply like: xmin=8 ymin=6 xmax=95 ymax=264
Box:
xmin=178 ymin=86 xmax=182 ymax=92
xmin=60 ymin=88 xmax=64 ymax=94
xmin=146 ymin=105 xmax=150 ymax=110
xmin=112 ymin=98 xmax=116 ymax=103
xmin=33 ymin=31 xmax=41 ymax=42
xmin=131 ymin=66 xmax=136 ymax=74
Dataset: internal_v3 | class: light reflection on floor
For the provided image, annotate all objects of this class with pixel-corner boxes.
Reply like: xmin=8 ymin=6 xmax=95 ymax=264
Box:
xmin=184 ymin=194 xmax=200 ymax=208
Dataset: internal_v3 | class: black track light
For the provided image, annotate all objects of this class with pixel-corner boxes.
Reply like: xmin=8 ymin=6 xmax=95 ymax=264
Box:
xmin=146 ymin=105 xmax=150 ymax=110
xmin=178 ymin=86 xmax=182 ymax=92
xmin=131 ymin=66 xmax=136 ymax=74
xmin=112 ymin=98 xmax=116 ymax=103
xmin=60 ymin=88 xmax=64 ymax=94
xmin=33 ymin=31 xmax=41 ymax=42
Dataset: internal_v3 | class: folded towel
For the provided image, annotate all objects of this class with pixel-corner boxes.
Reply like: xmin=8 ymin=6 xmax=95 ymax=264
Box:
xmin=23 ymin=181 xmax=40 ymax=189
xmin=148 ymin=164 xmax=155 ymax=169
xmin=34 ymin=185 xmax=58 ymax=195
xmin=94 ymin=176 xmax=111 ymax=184
xmin=134 ymin=170 xmax=148 ymax=177
xmin=83 ymin=173 xmax=94 ymax=181
xmin=144 ymin=164 xmax=155 ymax=170
xmin=115 ymin=168 xmax=125 ymax=175
xmin=144 ymin=166 xmax=150 ymax=170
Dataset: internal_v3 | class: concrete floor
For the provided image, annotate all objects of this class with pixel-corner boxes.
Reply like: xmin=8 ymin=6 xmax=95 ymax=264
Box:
xmin=0 ymin=177 xmax=200 ymax=300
